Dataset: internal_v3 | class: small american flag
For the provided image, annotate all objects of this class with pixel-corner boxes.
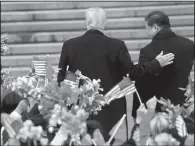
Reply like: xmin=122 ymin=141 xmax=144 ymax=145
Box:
xmin=33 ymin=60 xmax=47 ymax=77
xmin=64 ymin=70 xmax=79 ymax=88
xmin=104 ymin=75 xmax=141 ymax=104
xmin=65 ymin=71 xmax=77 ymax=82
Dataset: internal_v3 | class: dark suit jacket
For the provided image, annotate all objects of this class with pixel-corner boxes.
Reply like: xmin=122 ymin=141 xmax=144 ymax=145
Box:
xmin=57 ymin=29 xmax=162 ymax=141
xmin=132 ymin=28 xmax=194 ymax=118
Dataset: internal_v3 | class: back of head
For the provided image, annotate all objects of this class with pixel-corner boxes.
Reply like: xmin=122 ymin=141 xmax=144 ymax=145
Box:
xmin=1 ymin=91 xmax=22 ymax=114
xmin=144 ymin=11 xmax=171 ymax=38
xmin=85 ymin=7 xmax=107 ymax=30
xmin=149 ymin=112 xmax=169 ymax=136
xmin=145 ymin=11 xmax=170 ymax=28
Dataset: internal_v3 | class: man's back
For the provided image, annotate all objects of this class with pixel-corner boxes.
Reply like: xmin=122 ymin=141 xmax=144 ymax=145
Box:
xmin=58 ymin=29 xmax=128 ymax=94
xmin=136 ymin=28 xmax=194 ymax=105
xmin=57 ymin=29 xmax=130 ymax=140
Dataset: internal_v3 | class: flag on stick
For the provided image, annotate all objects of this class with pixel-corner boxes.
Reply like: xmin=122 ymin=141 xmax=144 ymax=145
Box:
xmin=104 ymin=74 xmax=142 ymax=104
xmin=64 ymin=67 xmax=79 ymax=88
xmin=107 ymin=114 xmax=127 ymax=145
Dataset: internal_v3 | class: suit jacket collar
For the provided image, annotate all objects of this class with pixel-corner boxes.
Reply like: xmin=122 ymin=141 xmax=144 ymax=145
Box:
xmin=153 ymin=27 xmax=177 ymax=40
xmin=84 ymin=29 xmax=105 ymax=36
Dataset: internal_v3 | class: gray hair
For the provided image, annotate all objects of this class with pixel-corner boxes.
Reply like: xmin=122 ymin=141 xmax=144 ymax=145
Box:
xmin=149 ymin=113 xmax=169 ymax=137
xmin=85 ymin=7 xmax=107 ymax=30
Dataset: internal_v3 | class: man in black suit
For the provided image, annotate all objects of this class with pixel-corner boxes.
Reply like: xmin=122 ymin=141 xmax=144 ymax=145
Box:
xmin=57 ymin=8 xmax=174 ymax=142
xmin=132 ymin=11 xmax=194 ymax=119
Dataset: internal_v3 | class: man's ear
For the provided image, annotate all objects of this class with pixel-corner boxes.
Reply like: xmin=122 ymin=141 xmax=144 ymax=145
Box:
xmin=152 ymin=24 xmax=158 ymax=32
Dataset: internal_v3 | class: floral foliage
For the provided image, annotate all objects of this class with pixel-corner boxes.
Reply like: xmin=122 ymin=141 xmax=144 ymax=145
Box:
xmin=158 ymin=75 xmax=194 ymax=122
xmin=1 ymin=33 xmax=9 ymax=55
xmin=1 ymin=70 xmax=107 ymax=145
xmin=16 ymin=120 xmax=47 ymax=146
xmin=77 ymin=79 xmax=105 ymax=115
xmin=49 ymin=105 xmax=88 ymax=145
xmin=1 ymin=69 xmax=16 ymax=96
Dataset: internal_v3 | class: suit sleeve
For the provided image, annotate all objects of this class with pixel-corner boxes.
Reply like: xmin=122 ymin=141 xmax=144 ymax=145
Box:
xmin=117 ymin=41 xmax=161 ymax=81
xmin=57 ymin=42 xmax=69 ymax=85
xmin=138 ymin=49 xmax=149 ymax=64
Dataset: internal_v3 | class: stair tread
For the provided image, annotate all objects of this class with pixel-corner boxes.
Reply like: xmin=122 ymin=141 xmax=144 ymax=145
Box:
xmin=4 ymin=37 xmax=193 ymax=56
xmin=1 ymin=5 xmax=194 ymax=22
xmin=1 ymin=15 xmax=194 ymax=33
xmin=1 ymin=1 xmax=193 ymax=11
xmin=1 ymin=51 xmax=139 ymax=68
xmin=6 ymin=26 xmax=194 ymax=44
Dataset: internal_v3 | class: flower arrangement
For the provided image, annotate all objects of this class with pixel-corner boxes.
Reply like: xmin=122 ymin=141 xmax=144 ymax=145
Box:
xmin=156 ymin=75 xmax=194 ymax=144
xmin=183 ymin=75 xmax=194 ymax=117
xmin=1 ymin=33 xmax=11 ymax=97
xmin=0 ymin=35 xmax=139 ymax=146
xmin=11 ymin=76 xmax=39 ymax=99
xmin=16 ymin=120 xmax=47 ymax=146
xmin=63 ymin=70 xmax=105 ymax=115
xmin=158 ymin=74 xmax=194 ymax=120
xmin=1 ymin=69 xmax=108 ymax=146
xmin=49 ymin=105 xmax=88 ymax=145
xmin=77 ymin=78 xmax=105 ymax=115
xmin=1 ymin=69 xmax=16 ymax=96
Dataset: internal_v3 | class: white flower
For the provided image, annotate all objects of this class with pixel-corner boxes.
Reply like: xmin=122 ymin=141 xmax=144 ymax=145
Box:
xmin=85 ymin=83 xmax=92 ymax=91
xmin=22 ymin=77 xmax=28 ymax=84
xmin=48 ymin=127 xmax=54 ymax=133
xmin=12 ymin=86 xmax=16 ymax=91
xmin=74 ymin=105 xmax=79 ymax=110
xmin=28 ymin=90 xmax=32 ymax=95
xmin=23 ymin=93 xmax=27 ymax=98
xmin=88 ymin=96 xmax=94 ymax=105
xmin=37 ymin=126 xmax=43 ymax=133
xmin=17 ymin=80 xmax=23 ymax=86
xmin=92 ymin=79 xmax=99 ymax=87
xmin=54 ymin=104 xmax=61 ymax=110
xmin=49 ymin=118 xmax=57 ymax=126
xmin=79 ymin=123 xmax=87 ymax=134
xmin=51 ymin=114 xmax=57 ymax=119
xmin=80 ymin=88 xmax=83 ymax=92
xmin=29 ymin=77 xmax=37 ymax=86
xmin=31 ymin=127 xmax=37 ymax=133
xmin=23 ymin=120 xmax=34 ymax=127
xmin=76 ymin=109 xmax=86 ymax=118
xmin=37 ymin=94 xmax=42 ymax=99
xmin=57 ymin=119 xmax=62 ymax=125
xmin=38 ymin=105 xmax=43 ymax=110
xmin=55 ymin=109 xmax=61 ymax=114
xmin=17 ymin=77 xmax=22 ymax=81
xmin=27 ymin=80 xmax=33 ymax=87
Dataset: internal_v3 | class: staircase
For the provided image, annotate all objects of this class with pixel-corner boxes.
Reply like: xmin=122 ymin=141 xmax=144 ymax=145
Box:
xmin=1 ymin=1 xmax=194 ymax=77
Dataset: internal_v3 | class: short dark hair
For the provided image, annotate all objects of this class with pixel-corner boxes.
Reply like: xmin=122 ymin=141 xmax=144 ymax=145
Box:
xmin=145 ymin=11 xmax=170 ymax=27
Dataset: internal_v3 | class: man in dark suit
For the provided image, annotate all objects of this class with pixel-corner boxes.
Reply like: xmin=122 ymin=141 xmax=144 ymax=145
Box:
xmin=132 ymin=11 xmax=194 ymax=119
xmin=57 ymin=8 xmax=174 ymax=142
